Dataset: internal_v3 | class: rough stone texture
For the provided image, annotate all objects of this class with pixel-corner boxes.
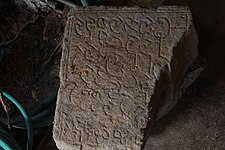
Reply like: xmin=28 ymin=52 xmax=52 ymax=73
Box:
xmin=129 ymin=0 xmax=166 ymax=7
xmin=53 ymin=6 xmax=198 ymax=150
xmin=100 ymin=0 xmax=165 ymax=7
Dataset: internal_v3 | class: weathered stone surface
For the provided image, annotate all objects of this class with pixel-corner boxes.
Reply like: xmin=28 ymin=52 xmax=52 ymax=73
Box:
xmin=53 ymin=6 xmax=198 ymax=150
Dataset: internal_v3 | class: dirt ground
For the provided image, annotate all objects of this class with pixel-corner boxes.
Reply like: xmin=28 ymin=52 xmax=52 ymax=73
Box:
xmin=0 ymin=0 xmax=225 ymax=149
xmin=144 ymin=0 xmax=225 ymax=149
xmin=145 ymin=79 xmax=225 ymax=150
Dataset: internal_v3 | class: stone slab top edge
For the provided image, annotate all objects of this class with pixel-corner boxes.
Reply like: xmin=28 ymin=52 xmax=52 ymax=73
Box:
xmin=68 ymin=6 xmax=192 ymax=16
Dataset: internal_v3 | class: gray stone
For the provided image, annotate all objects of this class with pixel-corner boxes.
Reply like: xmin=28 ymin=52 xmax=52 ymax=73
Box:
xmin=100 ymin=0 xmax=165 ymax=7
xmin=129 ymin=0 xmax=166 ymax=7
xmin=53 ymin=6 xmax=199 ymax=150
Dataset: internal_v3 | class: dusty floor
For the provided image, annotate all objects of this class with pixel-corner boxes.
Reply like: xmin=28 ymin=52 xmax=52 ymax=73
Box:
xmin=144 ymin=0 xmax=225 ymax=149
xmin=0 ymin=0 xmax=225 ymax=149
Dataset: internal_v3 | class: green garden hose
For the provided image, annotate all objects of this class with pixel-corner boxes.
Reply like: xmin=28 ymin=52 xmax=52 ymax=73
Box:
xmin=12 ymin=116 xmax=54 ymax=129
xmin=0 ymin=91 xmax=33 ymax=150
xmin=0 ymin=127 xmax=22 ymax=150
xmin=81 ymin=0 xmax=89 ymax=6
xmin=0 ymin=90 xmax=57 ymax=127
xmin=0 ymin=90 xmax=57 ymax=150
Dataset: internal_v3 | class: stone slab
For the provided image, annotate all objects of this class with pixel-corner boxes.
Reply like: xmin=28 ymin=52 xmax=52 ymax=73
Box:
xmin=53 ymin=6 xmax=198 ymax=150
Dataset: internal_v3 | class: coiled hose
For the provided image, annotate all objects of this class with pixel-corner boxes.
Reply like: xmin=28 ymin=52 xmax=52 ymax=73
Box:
xmin=0 ymin=89 xmax=58 ymax=150
xmin=0 ymin=90 xmax=57 ymax=128
xmin=0 ymin=91 xmax=33 ymax=150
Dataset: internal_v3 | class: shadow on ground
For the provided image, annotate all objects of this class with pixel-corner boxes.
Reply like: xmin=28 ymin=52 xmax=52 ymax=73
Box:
xmin=145 ymin=0 xmax=225 ymax=149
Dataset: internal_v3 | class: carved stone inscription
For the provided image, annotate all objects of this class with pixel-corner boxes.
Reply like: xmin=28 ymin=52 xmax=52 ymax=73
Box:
xmin=54 ymin=6 xmax=193 ymax=150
